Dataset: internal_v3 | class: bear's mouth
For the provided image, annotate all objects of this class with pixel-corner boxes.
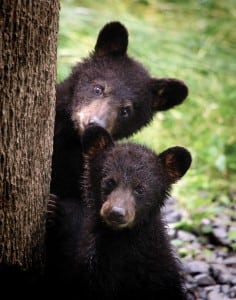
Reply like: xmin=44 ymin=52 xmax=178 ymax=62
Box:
xmin=102 ymin=217 xmax=131 ymax=230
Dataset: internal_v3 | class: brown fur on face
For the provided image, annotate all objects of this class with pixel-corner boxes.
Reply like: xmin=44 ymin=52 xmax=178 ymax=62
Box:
xmin=72 ymin=98 xmax=117 ymax=135
xmin=100 ymin=187 xmax=136 ymax=230
xmin=71 ymin=79 xmax=134 ymax=136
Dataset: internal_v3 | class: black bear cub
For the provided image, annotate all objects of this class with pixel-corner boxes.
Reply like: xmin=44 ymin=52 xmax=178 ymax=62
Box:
xmin=51 ymin=21 xmax=188 ymax=199
xmin=46 ymin=126 xmax=192 ymax=300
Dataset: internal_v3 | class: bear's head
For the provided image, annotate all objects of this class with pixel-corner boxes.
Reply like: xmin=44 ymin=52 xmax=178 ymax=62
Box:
xmin=82 ymin=126 xmax=192 ymax=230
xmin=68 ymin=21 xmax=188 ymax=139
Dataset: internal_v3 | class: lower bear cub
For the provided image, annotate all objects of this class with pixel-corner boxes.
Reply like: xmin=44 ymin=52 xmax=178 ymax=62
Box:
xmin=46 ymin=126 xmax=192 ymax=300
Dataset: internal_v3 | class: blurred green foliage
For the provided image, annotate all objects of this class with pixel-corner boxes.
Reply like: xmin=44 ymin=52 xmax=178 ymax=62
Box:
xmin=58 ymin=0 xmax=236 ymax=227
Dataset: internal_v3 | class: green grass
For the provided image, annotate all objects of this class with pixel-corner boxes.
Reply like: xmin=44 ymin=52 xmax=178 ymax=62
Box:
xmin=58 ymin=0 xmax=236 ymax=228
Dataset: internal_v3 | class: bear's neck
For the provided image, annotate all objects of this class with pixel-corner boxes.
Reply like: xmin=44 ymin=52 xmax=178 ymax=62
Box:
xmin=76 ymin=207 xmax=171 ymax=288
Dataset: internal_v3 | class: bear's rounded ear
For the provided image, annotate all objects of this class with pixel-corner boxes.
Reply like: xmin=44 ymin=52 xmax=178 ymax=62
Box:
xmin=158 ymin=146 xmax=192 ymax=184
xmin=94 ymin=21 xmax=128 ymax=56
xmin=82 ymin=126 xmax=114 ymax=159
xmin=149 ymin=78 xmax=188 ymax=112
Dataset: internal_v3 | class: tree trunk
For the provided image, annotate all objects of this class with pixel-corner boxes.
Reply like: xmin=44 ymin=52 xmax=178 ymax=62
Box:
xmin=0 ymin=0 xmax=60 ymax=273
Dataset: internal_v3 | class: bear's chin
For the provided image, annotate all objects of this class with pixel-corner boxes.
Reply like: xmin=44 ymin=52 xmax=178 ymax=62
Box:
xmin=102 ymin=219 xmax=134 ymax=231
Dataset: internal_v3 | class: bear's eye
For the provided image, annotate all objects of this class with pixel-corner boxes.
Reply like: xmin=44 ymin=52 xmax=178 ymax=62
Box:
xmin=94 ymin=85 xmax=104 ymax=96
xmin=120 ymin=106 xmax=131 ymax=118
xmin=103 ymin=178 xmax=116 ymax=192
xmin=134 ymin=185 xmax=145 ymax=196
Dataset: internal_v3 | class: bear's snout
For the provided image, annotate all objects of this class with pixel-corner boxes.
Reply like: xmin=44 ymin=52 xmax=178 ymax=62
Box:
xmin=105 ymin=206 xmax=126 ymax=223
xmin=100 ymin=203 xmax=128 ymax=229
xmin=100 ymin=188 xmax=135 ymax=229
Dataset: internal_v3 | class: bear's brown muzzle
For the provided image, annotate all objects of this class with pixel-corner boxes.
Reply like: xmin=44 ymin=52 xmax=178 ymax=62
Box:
xmin=100 ymin=187 xmax=135 ymax=230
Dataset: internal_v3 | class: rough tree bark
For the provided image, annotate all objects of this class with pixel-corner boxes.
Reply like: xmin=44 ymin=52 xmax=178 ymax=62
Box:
xmin=0 ymin=0 xmax=60 ymax=273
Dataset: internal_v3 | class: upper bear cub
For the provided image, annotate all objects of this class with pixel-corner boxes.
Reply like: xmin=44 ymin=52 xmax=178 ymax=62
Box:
xmin=51 ymin=21 xmax=188 ymax=199
xmin=46 ymin=126 xmax=192 ymax=300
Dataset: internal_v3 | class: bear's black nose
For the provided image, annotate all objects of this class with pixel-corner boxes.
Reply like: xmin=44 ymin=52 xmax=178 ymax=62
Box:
xmin=88 ymin=121 xmax=97 ymax=127
xmin=108 ymin=207 xmax=126 ymax=223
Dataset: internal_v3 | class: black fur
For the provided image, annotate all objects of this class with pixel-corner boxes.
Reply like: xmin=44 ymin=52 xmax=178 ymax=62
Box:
xmin=46 ymin=126 xmax=192 ymax=300
xmin=51 ymin=21 xmax=188 ymax=199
